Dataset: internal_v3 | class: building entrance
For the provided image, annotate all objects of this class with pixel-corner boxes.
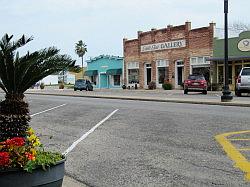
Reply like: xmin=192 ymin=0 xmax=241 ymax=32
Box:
xmin=175 ymin=61 xmax=184 ymax=87
xmin=145 ymin=64 xmax=152 ymax=87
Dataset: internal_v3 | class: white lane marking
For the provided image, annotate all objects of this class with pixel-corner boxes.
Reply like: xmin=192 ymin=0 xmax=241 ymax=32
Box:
xmin=30 ymin=104 xmax=66 ymax=117
xmin=63 ymin=109 xmax=119 ymax=156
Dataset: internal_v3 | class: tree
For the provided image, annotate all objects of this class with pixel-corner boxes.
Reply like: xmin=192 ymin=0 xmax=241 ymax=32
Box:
xmin=75 ymin=40 xmax=87 ymax=78
xmin=230 ymin=22 xmax=250 ymax=32
xmin=0 ymin=34 xmax=80 ymax=141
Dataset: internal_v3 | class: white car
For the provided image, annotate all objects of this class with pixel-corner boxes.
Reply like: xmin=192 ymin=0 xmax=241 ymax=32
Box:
xmin=235 ymin=67 xmax=250 ymax=96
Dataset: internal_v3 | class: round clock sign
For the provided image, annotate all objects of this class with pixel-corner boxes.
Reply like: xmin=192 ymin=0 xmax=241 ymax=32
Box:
xmin=238 ymin=39 xmax=250 ymax=52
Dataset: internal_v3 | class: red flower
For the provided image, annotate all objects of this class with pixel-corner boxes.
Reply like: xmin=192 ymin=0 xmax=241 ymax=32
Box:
xmin=0 ymin=152 xmax=10 ymax=166
xmin=25 ymin=152 xmax=35 ymax=161
xmin=5 ymin=137 xmax=25 ymax=147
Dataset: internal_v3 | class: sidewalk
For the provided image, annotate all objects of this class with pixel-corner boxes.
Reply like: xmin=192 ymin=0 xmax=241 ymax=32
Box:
xmin=25 ymin=88 xmax=250 ymax=107
xmin=63 ymin=175 xmax=87 ymax=187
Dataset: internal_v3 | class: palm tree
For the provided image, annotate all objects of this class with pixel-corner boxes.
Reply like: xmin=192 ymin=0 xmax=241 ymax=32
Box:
xmin=75 ymin=40 xmax=87 ymax=78
xmin=0 ymin=34 xmax=80 ymax=141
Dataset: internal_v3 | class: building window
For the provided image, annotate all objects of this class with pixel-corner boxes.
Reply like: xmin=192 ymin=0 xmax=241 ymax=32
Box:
xmin=128 ymin=62 xmax=139 ymax=84
xmin=90 ymin=75 xmax=97 ymax=85
xmin=158 ymin=67 xmax=167 ymax=84
xmin=128 ymin=69 xmax=139 ymax=84
xmin=156 ymin=60 xmax=169 ymax=84
xmin=218 ymin=66 xmax=224 ymax=84
xmin=113 ymin=75 xmax=120 ymax=86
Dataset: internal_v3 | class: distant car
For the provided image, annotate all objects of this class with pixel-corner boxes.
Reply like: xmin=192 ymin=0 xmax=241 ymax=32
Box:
xmin=184 ymin=74 xmax=207 ymax=94
xmin=74 ymin=79 xmax=93 ymax=91
xmin=235 ymin=67 xmax=250 ymax=97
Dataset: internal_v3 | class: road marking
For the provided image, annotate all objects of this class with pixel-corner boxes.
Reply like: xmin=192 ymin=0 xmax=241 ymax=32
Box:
xmin=62 ymin=109 xmax=119 ymax=156
xmin=238 ymin=148 xmax=250 ymax=151
xmin=229 ymin=138 xmax=250 ymax=141
xmin=215 ymin=130 xmax=250 ymax=181
xmin=30 ymin=104 xmax=66 ymax=117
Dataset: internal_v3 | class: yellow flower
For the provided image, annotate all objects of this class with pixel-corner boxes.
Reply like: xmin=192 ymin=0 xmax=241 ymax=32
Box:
xmin=33 ymin=139 xmax=41 ymax=147
xmin=30 ymin=148 xmax=37 ymax=155
xmin=27 ymin=134 xmax=36 ymax=142
xmin=27 ymin=128 xmax=35 ymax=136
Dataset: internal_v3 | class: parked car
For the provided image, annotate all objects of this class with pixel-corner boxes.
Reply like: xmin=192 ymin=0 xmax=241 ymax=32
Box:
xmin=74 ymin=79 xmax=93 ymax=91
xmin=235 ymin=67 xmax=250 ymax=96
xmin=184 ymin=74 xmax=207 ymax=94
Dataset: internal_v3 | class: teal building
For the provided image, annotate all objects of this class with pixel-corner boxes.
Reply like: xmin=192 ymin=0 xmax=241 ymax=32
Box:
xmin=84 ymin=55 xmax=123 ymax=89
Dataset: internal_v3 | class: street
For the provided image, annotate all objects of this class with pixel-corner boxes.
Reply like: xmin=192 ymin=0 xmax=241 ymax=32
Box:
xmin=0 ymin=93 xmax=249 ymax=186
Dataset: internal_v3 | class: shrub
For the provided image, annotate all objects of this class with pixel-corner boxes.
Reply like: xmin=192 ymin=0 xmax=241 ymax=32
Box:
xmin=40 ymin=83 xmax=45 ymax=89
xmin=59 ymin=83 xmax=64 ymax=89
xmin=148 ymin=81 xmax=156 ymax=90
xmin=162 ymin=82 xmax=173 ymax=90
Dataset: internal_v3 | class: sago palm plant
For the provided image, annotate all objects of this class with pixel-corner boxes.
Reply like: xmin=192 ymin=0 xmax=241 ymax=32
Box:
xmin=0 ymin=34 xmax=79 ymax=142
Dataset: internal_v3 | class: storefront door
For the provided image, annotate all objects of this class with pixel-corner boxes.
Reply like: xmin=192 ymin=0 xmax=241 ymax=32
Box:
xmin=177 ymin=67 xmax=183 ymax=85
xmin=175 ymin=61 xmax=184 ymax=87
xmin=100 ymin=74 xmax=108 ymax=88
xmin=144 ymin=63 xmax=152 ymax=87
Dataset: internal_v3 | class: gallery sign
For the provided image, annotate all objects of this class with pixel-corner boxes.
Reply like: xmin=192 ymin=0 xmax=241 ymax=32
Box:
xmin=141 ymin=39 xmax=186 ymax=53
xmin=238 ymin=39 xmax=250 ymax=52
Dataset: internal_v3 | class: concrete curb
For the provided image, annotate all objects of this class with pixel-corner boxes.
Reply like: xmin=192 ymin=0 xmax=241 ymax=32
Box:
xmin=63 ymin=175 xmax=88 ymax=187
xmin=24 ymin=92 xmax=250 ymax=107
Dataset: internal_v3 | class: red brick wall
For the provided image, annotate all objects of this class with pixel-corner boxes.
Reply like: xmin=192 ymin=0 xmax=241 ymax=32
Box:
xmin=123 ymin=22 xmax=214 ymax=89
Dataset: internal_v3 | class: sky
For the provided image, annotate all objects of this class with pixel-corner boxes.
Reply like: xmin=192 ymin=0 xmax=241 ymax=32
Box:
xmin=0 ymin=0 xmax=250 ymax=66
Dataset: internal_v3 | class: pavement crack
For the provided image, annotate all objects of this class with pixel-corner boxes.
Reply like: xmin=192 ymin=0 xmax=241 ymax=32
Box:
xmin=190 ymin=162 xmax=241 ymax=175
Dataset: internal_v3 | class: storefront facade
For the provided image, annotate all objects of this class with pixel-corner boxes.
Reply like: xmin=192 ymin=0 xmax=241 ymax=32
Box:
xmin=208 ymin=31 xmax=250 ymax=90
xmin=123 ymin=22 xmax=215 ymax=89
xmin=84 ymin=55 xmax=123 ymax=89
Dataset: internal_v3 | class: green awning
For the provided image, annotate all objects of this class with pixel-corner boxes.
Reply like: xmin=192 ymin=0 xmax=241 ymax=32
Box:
xmin=84 ymin=70 xmax=98 ymax=76
xmin=106 ymin=68 xmax=122 ymax=75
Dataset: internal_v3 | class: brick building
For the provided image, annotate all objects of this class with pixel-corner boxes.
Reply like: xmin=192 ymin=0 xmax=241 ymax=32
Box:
xmin=123 ymin=22 xmax=215 ymax=89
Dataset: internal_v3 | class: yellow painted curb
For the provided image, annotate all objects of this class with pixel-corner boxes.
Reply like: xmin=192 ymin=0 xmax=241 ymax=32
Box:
xmin=215 ymin=130 xmax=250 ymax=181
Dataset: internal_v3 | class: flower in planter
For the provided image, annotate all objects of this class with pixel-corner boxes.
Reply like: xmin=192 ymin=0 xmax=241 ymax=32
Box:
xmin=0 ymin=34 xmax=80 ymax=173
xmin=0 ymin=152 xmax=10 ymax=166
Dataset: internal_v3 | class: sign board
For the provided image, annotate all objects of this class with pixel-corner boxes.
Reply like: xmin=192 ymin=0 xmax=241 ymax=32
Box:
xmin=141 ymin=39 xmax=186 ymax=52
xmin=238 ymin=39 xmax=250 ymax=52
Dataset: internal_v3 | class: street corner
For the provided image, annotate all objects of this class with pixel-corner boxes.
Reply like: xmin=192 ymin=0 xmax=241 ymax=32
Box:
xmin=215 ymin=130 xmax=250 ymax=181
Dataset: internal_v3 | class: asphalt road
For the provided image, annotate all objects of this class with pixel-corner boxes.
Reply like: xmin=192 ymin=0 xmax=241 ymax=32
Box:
xmin=0 ymin=93 xmax=250 ymax=186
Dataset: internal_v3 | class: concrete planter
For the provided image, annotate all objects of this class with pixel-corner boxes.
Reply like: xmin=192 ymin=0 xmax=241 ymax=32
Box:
xmin=0 ymin=158 xmax=66 ymax=187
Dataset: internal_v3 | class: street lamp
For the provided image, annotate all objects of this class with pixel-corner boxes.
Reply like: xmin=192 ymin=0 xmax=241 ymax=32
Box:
xmin=221 ymin=0 xmax=233 ymax=102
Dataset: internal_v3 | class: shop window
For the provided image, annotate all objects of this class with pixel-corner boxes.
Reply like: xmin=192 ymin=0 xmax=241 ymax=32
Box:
xmin=158 ymin=67 xmax=168 ymax=84
xmin=128 ymin=69 xmax=139 ymax=84
xmin=113 ymin=75 xmax=120 ymax=86
xmin=228 ymin=66 xmax=232 ymax=84
xmin=90 ymin=76 xmax=97 ymax=85
xmin=218 ymin=66 xmax=232 ymax=84
xmin=192 ymin=67 xmax=210 ymax=81
xmin=235 ymin=65 xmax=242 ymax=77
xmin=244 ymin=64 xmax=250 ymax=67
xmin=218 ymin=66 xmax=224 ymax=84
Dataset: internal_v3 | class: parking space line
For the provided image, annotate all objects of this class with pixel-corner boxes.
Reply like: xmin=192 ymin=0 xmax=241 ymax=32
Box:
xmin=229 ymin=138 xmax=250 ymax=141
xmin=238 ymin=148 xmax=250 ymax=151
xmin=215 ymin=130 xmax=250 ymax=181
xmin=62 ymin=109 xmax=119 ymax=156
xmin=31 ymin=104 xmax=67 ymax=117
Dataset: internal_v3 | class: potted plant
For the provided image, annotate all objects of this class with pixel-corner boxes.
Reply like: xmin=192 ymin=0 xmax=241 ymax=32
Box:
xmin=40 ymin=82 xmax=45 ymax=89
xmin=0 ymin=34 xmax=80 ymax=187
